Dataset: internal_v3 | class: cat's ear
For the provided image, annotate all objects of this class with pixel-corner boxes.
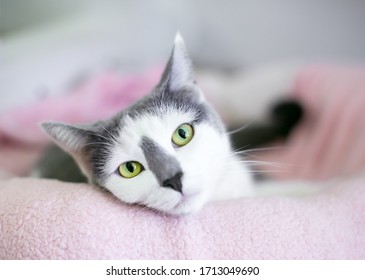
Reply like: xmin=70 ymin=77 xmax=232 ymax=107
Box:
xmin=41 ymin=122 xmax=91 ymax=153
xmin=41 ymin=122 xmax=93 ymax=176
xmin=159 ymin=32 xmax=195 ymax=91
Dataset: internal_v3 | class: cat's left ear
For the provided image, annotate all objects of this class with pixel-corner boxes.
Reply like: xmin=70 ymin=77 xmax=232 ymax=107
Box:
xmin=159 ymin=33 xmax=196 ymax=91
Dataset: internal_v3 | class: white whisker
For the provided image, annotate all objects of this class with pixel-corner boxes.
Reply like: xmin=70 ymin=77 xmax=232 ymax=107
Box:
xmin=88 ymin=131 xmax=110 ymax=142
xmin=82 ymin=141 xmax=113 ymax=147
xmin=234 ymin=146 xmax=285 ymax=156
xmin=97 ymin=122 xmax=118 ymax=143
xmin=231 ymin=145 xmax=251 ymax=153
xmin=227 ymin=122 xmax=252 ymax=135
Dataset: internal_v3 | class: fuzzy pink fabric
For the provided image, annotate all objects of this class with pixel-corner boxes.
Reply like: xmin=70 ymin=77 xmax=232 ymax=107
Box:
xmin=0 ymin=177 xmax=364 ymax=259
xmin=1 ymin=65 xmax=365 ymax=259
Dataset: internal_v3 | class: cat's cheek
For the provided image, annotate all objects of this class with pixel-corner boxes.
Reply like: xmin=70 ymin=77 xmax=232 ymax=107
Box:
xmin=177 ymin=144 xmax=213 ymax=195
xmin=180 ymin=171 xmax=204 ymax=196
xmin=102 ymin=173 xmax=158 ymax=204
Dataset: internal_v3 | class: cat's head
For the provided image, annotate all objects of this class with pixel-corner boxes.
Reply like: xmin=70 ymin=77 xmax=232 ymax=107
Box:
xmin=42 ymin=34 xmax=232 ymax=215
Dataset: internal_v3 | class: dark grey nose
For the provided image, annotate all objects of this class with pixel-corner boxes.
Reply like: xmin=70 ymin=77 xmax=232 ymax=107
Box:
xmin=162 ymin=172 xmax=183 ymax=193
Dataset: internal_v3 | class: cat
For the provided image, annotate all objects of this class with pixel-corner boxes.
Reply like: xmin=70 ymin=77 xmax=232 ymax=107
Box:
xmin=40 ymin=33 xmax=308 ymax=215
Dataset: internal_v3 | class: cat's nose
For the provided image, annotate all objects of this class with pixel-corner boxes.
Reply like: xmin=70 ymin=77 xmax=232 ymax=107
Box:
xmin=162 ymin=172 xmax=183 ymax=193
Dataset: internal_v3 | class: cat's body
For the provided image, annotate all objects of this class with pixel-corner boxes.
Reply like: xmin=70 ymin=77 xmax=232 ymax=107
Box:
xmin=39 ymin=34 xmax=312 ymax=215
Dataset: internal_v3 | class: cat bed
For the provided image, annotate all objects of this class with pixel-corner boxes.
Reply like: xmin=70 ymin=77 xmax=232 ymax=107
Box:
xmin=1 ymin=65 xmax=365 ymax=259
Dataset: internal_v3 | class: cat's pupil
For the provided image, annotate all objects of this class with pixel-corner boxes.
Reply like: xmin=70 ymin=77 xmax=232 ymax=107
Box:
xmin=178 ymin=128 xmax=187 ymax=139
xmin=126 ymin=162 xmax=135 ymax=173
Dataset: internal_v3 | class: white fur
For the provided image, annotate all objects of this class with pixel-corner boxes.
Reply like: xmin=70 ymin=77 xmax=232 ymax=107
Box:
xmin=103 ymin=110 xmax=254 ymax=215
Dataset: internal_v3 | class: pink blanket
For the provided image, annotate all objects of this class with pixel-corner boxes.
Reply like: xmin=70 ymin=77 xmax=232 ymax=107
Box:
xmin=1 ymin=65 xmax=365 ymax=259
xmin=0 ymin=177 xmax=364 ymax=259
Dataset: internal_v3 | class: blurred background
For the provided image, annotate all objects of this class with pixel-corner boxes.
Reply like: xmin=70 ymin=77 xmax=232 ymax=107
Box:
xmin=1 ymin=0 xmax=365 ymax=113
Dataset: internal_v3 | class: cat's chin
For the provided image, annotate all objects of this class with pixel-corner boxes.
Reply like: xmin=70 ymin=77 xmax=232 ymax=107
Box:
xmin=158 ymin=193 xmax=206 ymax=216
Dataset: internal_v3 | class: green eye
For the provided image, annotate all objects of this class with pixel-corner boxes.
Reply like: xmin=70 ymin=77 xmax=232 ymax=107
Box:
xmin=118 ymin=161 xmax=143 ymax=178
xmin=172 ymin=123 xmax=194 ymax=147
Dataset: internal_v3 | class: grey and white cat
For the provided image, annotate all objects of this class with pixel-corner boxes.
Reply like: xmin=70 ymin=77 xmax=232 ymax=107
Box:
xmin=40 ymin=34 xmax=310 ymax=215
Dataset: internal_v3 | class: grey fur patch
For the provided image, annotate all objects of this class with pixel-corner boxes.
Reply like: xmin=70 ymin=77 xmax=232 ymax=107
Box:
xmin=126 ymin=85 xmax=225 ymax=133
xmin=140 ymin=136 xmax=183 ymax=185
xmin=87 ymin=118 xmax=125 ymax=182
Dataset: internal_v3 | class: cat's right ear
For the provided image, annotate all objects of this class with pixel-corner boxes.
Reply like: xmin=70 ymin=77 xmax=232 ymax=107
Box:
xmin=41 ymin=122 xmax=95 ymax=177
xmin=41 ymin=122 xmax=91 ymax=154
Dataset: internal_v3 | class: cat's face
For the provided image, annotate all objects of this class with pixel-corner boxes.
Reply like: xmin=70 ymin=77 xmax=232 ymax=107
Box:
xmin=42 ymin=34 xmax=232 ymax=215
